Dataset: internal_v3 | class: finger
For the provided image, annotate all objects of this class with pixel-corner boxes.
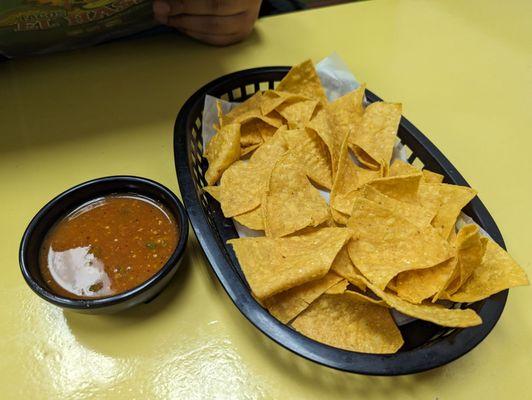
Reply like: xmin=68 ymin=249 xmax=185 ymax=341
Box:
xmin=179 ymin=28 xmax=250 ymax=46
xmin=157 ymin=0 xmax=250 ymax=17
xmin=166 ymin=13 xmax=251 ymax=35
xmin=153 ymin=0 xmax=171 ymax=24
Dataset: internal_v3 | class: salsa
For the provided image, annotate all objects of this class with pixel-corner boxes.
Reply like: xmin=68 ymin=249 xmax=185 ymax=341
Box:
xmin=39 ymin=194 xmax=178 ymax=299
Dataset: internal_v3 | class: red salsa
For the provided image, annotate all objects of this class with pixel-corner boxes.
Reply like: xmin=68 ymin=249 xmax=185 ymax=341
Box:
xmin=39 ymin=194 xmax=178 ymax=298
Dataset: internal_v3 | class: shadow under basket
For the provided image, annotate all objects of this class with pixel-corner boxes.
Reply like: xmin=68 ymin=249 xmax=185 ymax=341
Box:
xmin=173 ymin=67 xmax=508 ymax=375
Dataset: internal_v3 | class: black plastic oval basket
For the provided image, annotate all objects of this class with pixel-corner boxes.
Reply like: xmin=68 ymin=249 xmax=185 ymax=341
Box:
xmin=174 ymin=67 xmax=508 ymax=375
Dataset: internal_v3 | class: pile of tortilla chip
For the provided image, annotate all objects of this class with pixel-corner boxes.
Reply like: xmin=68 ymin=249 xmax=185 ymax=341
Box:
xmin=203 ymin=59 xmax=529 ymax=354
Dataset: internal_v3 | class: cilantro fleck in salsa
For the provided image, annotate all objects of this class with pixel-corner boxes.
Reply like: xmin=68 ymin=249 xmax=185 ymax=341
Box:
xmin=39 ymin=195 xmax=178 ymax=299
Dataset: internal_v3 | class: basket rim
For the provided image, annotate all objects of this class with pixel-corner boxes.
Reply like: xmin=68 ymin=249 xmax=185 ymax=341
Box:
xmin=173 ymin=66 xmax=508 ymax=376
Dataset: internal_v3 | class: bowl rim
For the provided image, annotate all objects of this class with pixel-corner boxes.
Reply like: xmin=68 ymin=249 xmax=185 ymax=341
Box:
xmin=173 ymin=66 xmax=509 ymax=376
xmin=19 ymin=175 xmax=189 ymax=309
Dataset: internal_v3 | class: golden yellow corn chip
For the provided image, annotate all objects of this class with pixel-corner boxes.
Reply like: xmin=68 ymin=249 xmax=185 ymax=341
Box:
xmin=264 ymin=151 xmax=330 ymax=237
xmin=364 ymin=280 xmax=482 ymax=328
xmin=240 ymin=120 xmax=264 ymax=147
xmin=330 ymin=133 xmax=381 ymax=215
xmin=445 ymin=225 xmax=486 ymax=294
xmin=347 ymin=198 xmax=452 ymax=289
xmin=218 ymin=134 xmax=287 ymax=217
xmin=240 ymin=143 xmax=261 ymax=157
xmin=388 ymin=159 xmax=421 ymax=177
xmin=351 ymin=102 xmax=402 ymax=169
xmin=417 ymin=182 xmax=442 ymax=216
xmin=260 ymin=91 xmax=286 ymax=116
xmin=432 ymin=225 xmax=485 ymax=301
xmin=218 ymin=161 xmax=264 ymax=217
xmin=204 ymin=123 xmax=241 ymax=185
xmin=396 ymin=258 xmax=456 ymax=304
xmin=367 ymin=172 xmax=422 ymax=204
xmin=248 ymin=132 xmax=287 ymax=165
xmin=330 ymin=247 xmax=366 ymax=291
xmin=216 ymin=100 xmax=225 ymax=128
xmin=291 ymin=292 xmax=403 ymax=353
xmin=346 ymin=290 xmax=387 ymax=306
xmin=325 ymin=279 xmax=349 ymax=294
xmin=431 ymin=184 xmax=477 ymax=238
xmin=276 ymin=59 xmax=327 ymax=102
xmin=237 ymin=114 xmax=283 ymax=129
xmin=240 ymin=119 xmax=278 ymax=147
xmin=223 ymin=92 xmax=263 ymax=125
xmin=447 ymin=239 xmax=529 ymax=302
xmin=422 ymin=169 xmax=444 ymax=183
xmin=263 ymin=272 xmax=343 ymax=323
xmin=331 ymin=208 xmax=349 ymax=225
xmin=234 ymin=206 xmax=264 ymax=231
xmin=307 ymin=107 xmax=341 ymax=177
xmin=358 ymin=185 xmax=434 ymax=229
xmin=203 ymin=185 xmax=221 ymax=201
xmin=277 ymin=98 xmax=319 ymax=129
xmin=228 ymin=227 xmax=353 ymax=299
xmin=281 ymin=128 xmax=332 ymax=189
xmin=386 ymin=277 xmax=398 ymax=292
xmin=328 ymin=84 xmax=366 ymax=154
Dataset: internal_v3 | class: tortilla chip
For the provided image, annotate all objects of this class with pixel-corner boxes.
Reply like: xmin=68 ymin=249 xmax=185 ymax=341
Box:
xmin=417 ymin=182 xmax=442 ymax=216
xmin=307 ymin=107 xmax=341 ymax=177
xmin=431 ymin=184 xmax=477 ymax=238
xmin=395 ymin=258 xmax=457 ymax=304
xmin=263 ymin=272 xmax=343 ymax=323
xmin=223 ymin=92 xmax=263 ymax=125
xmin=240 ymin=143 xmax=261 ymax=157
xmin=234 ymin=206 xmax=264 ymax=231
xmin=218 ymin=134 xmax=287 ymax=217
xmin=325 ymin=279 xmax=349 ymax=294
xmin=277 ymin=98 xmax=319 ymax=129
xmin=388 ymin=159 xmax=421 ymax=177
xmin=281 ymin=128 xmax=332 ymax=189
xmin=447 ymin=239 xmax=529 ymax=302
xmin=276 ymin=59 xmax=327 ymax=102
xmin=347 ymin=198 xmax=453 ymax=289
xmin=291 ymin=292 xmax=403 ymax=354
xmin=228 ymin=227 xmax=353 ymax=299
xmin=216 ymin=100 xmax=225 ymax=127
xmin=351 ymin=102 xmax=402 ymax=169
xmin=249 ymin=132 xmax=287 ymax=165
xmin=367 ymin=173 xmax=422 ymax=204
xmin=260 ymin=90 xmax=304 ymax=116
xmin=330 ymin=133 xmax=381 ymax=215
xmin=264 ymin=151 xmax=330 ymax=237
xmin=237 ymin=114 xmax=283 ymax=129
xmin=365 ymin=280 xmax=482 ymax=328
xmin=204 ymin=185 xmax=221 ymax=201
xmin=204 ymin=123 xmax=241 ymax=185
xmin=358 ymin=185 xmax=434 ymax=229
xmin=330 ymin=247 xmax=366 ymax=291
xmin=446 ymin=225 xmax=486 ymax=294
xmin=240 ymin=120 xmax=264 ymax=147
xmin=331 ymin=208 xmax=349 ymax=226
xmin=422 ymin=169 xmax=444 ymax=183
xmin=328 ymin=84 xmax=366 ymax=151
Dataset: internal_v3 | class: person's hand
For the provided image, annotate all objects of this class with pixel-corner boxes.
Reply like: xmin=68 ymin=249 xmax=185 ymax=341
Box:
xmin=152 ymin=0 xmax=262 ymax=46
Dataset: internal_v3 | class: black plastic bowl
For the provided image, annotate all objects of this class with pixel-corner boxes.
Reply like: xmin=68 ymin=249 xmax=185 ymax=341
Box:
xmin=173 ymin=67 xmax=509 ymax=375
xmin=19 ymin=176 xmax=189 ymax=313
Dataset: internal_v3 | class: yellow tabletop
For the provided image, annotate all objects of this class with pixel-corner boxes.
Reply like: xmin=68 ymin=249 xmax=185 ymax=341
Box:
xmin=1 ymin=0 xmax=530 ymax=398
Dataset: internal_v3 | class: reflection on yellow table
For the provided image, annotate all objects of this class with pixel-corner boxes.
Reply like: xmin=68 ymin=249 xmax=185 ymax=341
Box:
xmin=0 ymin=0 xmax=531 ymax=398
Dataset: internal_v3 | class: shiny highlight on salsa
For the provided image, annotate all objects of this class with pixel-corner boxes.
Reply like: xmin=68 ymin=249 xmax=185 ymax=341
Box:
xmin=39 ymin=194 xmax=178 ymax=299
